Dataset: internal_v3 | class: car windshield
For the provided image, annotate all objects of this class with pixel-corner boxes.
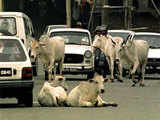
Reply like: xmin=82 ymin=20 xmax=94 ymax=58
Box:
xmin=0 ymin=17 xmax=17 ymax=35
xmin=0 ymin=39 xmax=26 ymax=62
xmin=109 ymin=32 xmax=130 ymax=40
xmin=50 ymin=31 xmax=90 ymax=45
xmin=133 ymin=35 xmax=160 ymax=48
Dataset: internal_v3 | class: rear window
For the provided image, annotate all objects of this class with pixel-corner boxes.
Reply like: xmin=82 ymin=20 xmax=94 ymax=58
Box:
xmin=50 ymin=31 xmax=90 ymax=46
xmin=0 ymin=17 xmax=17 ymax=35
xmin=0 ymin=39 xmax=26 ymax=62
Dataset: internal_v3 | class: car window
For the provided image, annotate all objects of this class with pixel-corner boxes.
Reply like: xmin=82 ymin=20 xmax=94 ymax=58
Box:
xmin=0 ymin=39 xmax=27 ymax=62
xmin=109 ymin=32 xmax=129 ymax=40
xmin=133 ymin=35 xmax=160 ymax=48
xmin=50 ymin=31 xmax=90 ymax=45
xmin=0 ymin=17 xmax=17 ymax=35
xmin=23 ymin=17 xmax=30 ymax=36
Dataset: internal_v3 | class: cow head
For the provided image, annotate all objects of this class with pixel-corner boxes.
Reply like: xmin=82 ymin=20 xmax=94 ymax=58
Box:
xmin=92 ymin=36 xmax=106 ymax=52
xmin=115 ymin=35 xmax=133 ymax=62
xmin=31 ymin=40 xmax=40 ymax=60
xmin=50 ymin=75 xmax=68 ymax=91
xmin=89 ymin=72 xmax=105 ymax=94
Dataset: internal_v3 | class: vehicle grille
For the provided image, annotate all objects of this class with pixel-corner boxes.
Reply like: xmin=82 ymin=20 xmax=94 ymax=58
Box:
xmin=64 ymin=54 xmax=84 ymax=63
xmin=147 ymin=58 xmax=160 ymax=63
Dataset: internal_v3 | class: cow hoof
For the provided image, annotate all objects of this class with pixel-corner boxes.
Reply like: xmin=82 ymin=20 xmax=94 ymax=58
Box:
xmin=131 ymin=84 xmax=136 ymax=87
xmin=117 ymin=79 xmax=123 ymax=83
xmin=111 ymin=80 xmax=114 ymax=83
xmin=139 ymin=83 xmax=145 ymax=87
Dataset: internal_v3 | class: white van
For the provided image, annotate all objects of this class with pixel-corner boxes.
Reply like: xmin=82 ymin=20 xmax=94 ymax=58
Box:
xmin=0 ymin=12 xmax=38 ymax=76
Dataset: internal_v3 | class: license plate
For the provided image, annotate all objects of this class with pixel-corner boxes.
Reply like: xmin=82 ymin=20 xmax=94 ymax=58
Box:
xmin=0 ymin=68 xmax=12 ymax=76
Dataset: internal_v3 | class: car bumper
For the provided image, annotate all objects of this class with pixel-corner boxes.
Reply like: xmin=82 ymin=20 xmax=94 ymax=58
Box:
xmin=63 ymin=65 xmax=94 ymax=74
xmin=0 ymin=80 xmax=34 ymax=89
xmin=0 ymin=80 xmax=34 ymax=98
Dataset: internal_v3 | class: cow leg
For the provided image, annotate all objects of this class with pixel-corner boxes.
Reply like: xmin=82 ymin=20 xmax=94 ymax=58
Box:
xmin=79 ymin=97 xmax=94 ymax=107
xmin=109 ymin=58 xmax=114 ymax=82
xmin=59 ymin=58 xmax=64 ymax=75
xmin=96 ymin=95 xmax=118 ymax=107
xmin=139 ymin=63 xmax=146 ymax=87
xmin=117 ymin=62 xmax=123 ymax=83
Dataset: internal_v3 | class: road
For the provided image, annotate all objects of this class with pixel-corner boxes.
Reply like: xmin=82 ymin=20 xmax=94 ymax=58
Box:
xmin=0 ymin=63 xmax=160 ymax=120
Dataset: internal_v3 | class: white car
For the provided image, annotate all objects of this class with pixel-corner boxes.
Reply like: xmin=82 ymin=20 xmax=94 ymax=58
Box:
xmin=43 ymin=24 xmax=69 ymax=34
xmin=0 ymin=36 xmax=33 ymax=107
xmin=0 ymin=12 xmax=38 ymax=76
xmin=131 ymin=32 xmax=160 ymax=73
xmin=49 ymin=28 xmax=94 ymax=78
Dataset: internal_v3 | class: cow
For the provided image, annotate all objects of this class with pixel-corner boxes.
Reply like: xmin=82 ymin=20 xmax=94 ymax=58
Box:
xmin=31 ymin=35 xmax=65 ymax=82
xmin=93 ymin=35 xmax=123 ymax=82
xmin=66 ymin=72 xmax=118 ymax=107
xmin=115 ymin=37 xmax=149 ymax=87
xmin=38 ymin=75 xmax=68 ymax=107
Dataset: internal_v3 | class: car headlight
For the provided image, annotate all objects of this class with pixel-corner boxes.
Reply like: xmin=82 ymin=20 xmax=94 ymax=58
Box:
xmin=84 ymin=50 xmax=92 ymax=58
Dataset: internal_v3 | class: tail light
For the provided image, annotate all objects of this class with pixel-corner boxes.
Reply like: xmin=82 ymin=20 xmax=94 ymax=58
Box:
xmin=22 ymin=67 xmax=33 ymax=80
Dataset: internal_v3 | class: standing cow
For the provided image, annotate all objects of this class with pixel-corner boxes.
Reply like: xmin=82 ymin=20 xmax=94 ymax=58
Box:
xmin=66 ymin=72 xmax=118 ymax=107
xmin=31 ymin=35 xmax=65 ymax=81
xmin=38 ymin=75 xmax=68 ymax=107
xmin=115 ymin=37 xmax=149 ymax=87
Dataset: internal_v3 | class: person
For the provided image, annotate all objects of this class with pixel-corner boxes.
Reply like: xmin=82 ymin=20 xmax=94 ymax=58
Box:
xmin=93 ymin=25 xmax=110 ymax=78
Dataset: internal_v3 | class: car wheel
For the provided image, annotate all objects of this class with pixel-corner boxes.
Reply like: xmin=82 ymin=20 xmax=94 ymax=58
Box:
xmin=24 ymin=92 xmax=33 ymax=107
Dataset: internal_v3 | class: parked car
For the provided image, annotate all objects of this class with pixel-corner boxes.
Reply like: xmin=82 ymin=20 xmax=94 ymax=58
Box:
xmin=0 ymin=36 xmax=33 ymax=107
xmin=0 ymin=12 xmax=38 ymax=76
xmin=131 ymin=32 xmax=160 ymax=73
xmin=108 ymin=29 xmax=133 ymax=40
xmin=43 ymin=24 xmax=69 ymax=34
xmin=48 ymin=28 xmax=94 ymax=79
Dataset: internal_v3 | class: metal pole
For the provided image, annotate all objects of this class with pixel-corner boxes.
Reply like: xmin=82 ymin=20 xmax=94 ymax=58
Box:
xmin=0 ymin=0 xmax=3 ymax=12
xmin=102 ymin=0 xmax=109 ymax=25
xmin=66 ymin=0 xmax=71 ymax=27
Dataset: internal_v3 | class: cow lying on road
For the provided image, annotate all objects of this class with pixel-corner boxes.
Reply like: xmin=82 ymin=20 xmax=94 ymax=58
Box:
xmin=66 ymin=72 xmax=118 ymax=107
xmin=38 ymin=75 xmax=68 ymax=107
xmin=31 ymin=35 xmax=65 ymax=82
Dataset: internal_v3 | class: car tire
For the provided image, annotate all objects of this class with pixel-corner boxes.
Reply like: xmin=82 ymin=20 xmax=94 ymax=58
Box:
xmin=24 ymin=92 xmax=33 ymax=107
xmin=17 ymin=92 xmax=33 ymax=107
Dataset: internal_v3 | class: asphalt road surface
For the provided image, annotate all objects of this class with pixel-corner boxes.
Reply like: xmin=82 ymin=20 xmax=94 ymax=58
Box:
xmin=1 ymin=63 xmax=160 ymax=120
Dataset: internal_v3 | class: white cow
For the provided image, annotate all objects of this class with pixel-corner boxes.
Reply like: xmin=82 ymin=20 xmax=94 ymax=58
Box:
xmin=38 ymin=75 xmax=68 ymax=107
xmin=66 ymin=72 xmax=118 ymax=107
xmin=115 ymin=38 xmax=149 ymax=87
xmin=31 ymin=35 xmax=65 ymax=81
xmin=93 ymin=35 xmax=122 ymax=82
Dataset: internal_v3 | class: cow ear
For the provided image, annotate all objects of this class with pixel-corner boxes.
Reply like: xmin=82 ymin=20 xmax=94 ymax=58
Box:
xmin=89 ymin=79 xmax=94 ymax=83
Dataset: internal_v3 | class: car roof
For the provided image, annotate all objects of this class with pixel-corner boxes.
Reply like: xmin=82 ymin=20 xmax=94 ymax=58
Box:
xmin=108 ymin=29 xmax=133 ymax=33
xmin=47 ymin=24 xmax=69 ymax=28
xmin=0 ymin=12 xmax=28 ymax=18
xmin=49 ymin=28 xmax=91 ymax=34
xmin=134 ymin=32 xmax=160 ymax=36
